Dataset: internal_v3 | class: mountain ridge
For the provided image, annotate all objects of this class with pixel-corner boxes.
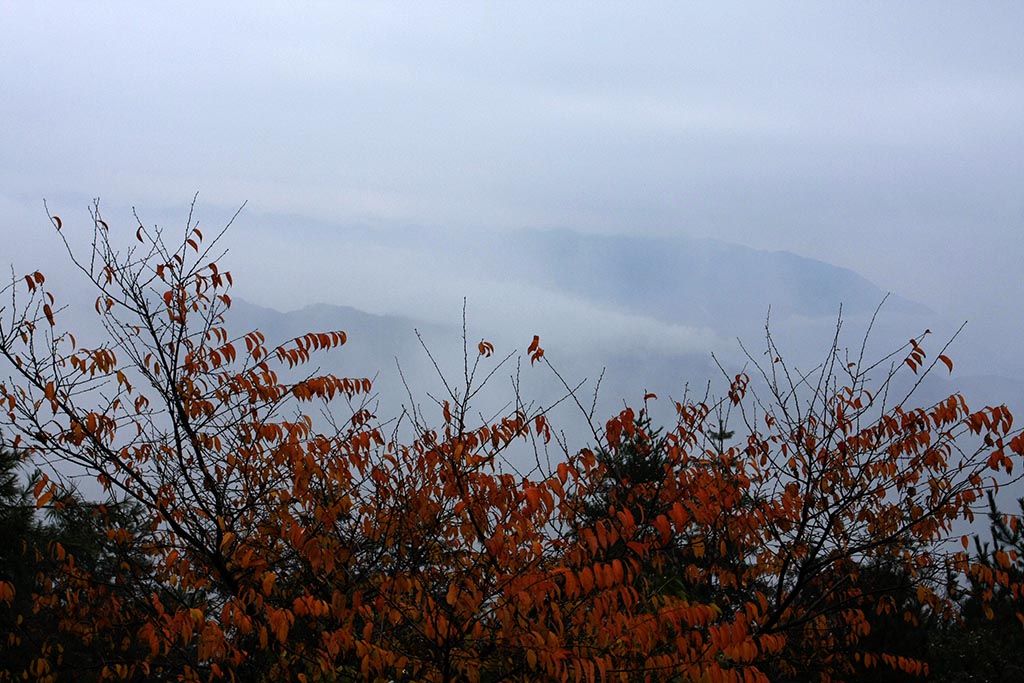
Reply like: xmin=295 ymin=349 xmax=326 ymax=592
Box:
xmin=506 ymin=228 xmax=931 ymax=328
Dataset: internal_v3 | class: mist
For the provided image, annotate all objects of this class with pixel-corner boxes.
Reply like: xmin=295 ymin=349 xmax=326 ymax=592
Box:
xmin=2 ymin=2 xmax=1022 ymax=401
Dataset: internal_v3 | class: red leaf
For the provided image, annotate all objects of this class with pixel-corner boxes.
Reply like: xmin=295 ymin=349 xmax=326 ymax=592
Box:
xmin=528 ymin=335 xmax=544 ymax=365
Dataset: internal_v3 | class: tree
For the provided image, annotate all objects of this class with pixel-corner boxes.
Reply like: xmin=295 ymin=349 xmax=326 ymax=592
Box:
xmin=918 ymin=492 xmax=1024 ymax=682
xmin=0 ymin=442 xmax=157 ymax=682
xmin=1 ymin=202 xmax=1022 ymax=682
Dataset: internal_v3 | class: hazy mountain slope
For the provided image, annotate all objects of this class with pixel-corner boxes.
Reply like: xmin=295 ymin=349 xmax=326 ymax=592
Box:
xmin=226 ymin=297 xmax=719 ymax=429
xmin=229 ymin=299 xmax=435 ymax=373
xmin=223 ymin=226 xmax=1018 ymax=435
xmin=504 ymin=229 xmax=930 ymax=329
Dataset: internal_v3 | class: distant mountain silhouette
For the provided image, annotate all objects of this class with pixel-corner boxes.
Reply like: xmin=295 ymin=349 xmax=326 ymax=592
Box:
xmin=507 ymin=229 xmax=930 ymax=329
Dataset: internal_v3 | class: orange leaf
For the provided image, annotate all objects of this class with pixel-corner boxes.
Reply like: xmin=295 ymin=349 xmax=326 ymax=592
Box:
xmin=36 ymin=486 xmax=54 ymax=509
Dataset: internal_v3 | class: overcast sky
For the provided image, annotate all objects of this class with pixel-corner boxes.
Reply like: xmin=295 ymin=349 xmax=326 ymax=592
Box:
xmin=2 ymin=2 xmax=1022 ymax=373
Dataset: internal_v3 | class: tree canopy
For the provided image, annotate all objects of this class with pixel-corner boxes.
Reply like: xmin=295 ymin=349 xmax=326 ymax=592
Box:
xmin=1 ymin=204 xmax=1023 ymax=682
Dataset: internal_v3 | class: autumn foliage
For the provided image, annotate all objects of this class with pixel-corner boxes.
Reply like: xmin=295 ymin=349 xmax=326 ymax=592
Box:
xmin=1 ymin=205 xmax=1023 ymax=682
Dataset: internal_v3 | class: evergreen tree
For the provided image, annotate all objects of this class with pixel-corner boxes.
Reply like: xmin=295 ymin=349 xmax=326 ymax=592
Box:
xmin=0 ymin=442 xmax=157 ymax=682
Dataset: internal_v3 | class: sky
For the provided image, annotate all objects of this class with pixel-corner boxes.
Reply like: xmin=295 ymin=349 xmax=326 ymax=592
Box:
xmin=1 ymin=2 xmax=1022 ymax=376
